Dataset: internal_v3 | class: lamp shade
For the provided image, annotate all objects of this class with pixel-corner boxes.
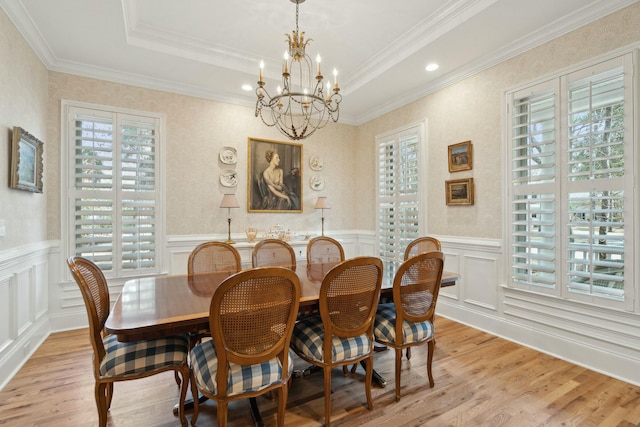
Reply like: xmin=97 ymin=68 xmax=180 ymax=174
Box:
xmin=220 ymin=194 xmax=240 ymax=209
xmin=314 ymin=197 xmax=330 ymax=209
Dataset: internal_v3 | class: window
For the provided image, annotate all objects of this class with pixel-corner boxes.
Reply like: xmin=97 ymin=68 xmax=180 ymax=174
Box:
xmin=376 ymin=122 xmax=426 ymax=261
xmin=507 ymin=53 xmax=635 ymax=309
xmin=63 ymin=102 xmax=164 ymax=278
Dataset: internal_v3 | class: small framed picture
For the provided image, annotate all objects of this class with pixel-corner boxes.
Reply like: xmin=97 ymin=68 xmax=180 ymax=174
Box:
xmin=448 ymin=140 xmax=472 ymax=172
xmin=445 ymin=178 xmax=474 ymax=205
xmin=10 ymin=127 xmax=44 ymax=193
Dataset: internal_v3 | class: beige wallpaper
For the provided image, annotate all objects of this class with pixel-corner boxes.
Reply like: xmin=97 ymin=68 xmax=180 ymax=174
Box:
xmin=46 ymin=74 xmax=359 ymax=240
xmin=4 ymin=2 xmax=639 ymax=248
xmin=356 ymin=2 xmax=640 ymax=239
xmin=0 ymin=8 xmax=48 ymax=251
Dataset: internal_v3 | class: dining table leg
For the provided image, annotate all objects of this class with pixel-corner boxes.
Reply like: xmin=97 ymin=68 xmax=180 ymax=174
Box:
xmin=174 ymin=395 xmax=265 ymax=426
xmin=249 ymin=397 xmax=265 ymax=427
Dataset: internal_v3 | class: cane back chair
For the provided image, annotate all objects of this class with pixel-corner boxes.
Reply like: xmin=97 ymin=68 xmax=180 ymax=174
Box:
xmin=67 ymin=257 xmax=190 ymax=427
xmin=373 ymin=252 xmax=444 ymax=401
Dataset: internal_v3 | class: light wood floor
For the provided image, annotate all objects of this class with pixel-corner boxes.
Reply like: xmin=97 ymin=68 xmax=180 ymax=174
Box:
xmin=2 ymin=317 xmax=640 ymax=426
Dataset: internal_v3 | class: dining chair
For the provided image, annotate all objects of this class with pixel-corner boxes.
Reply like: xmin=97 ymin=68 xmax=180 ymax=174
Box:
xmin=404 ymin=236 xmax=442 ymax=260
xmin=306 ymin=236 xmax=345 ymax=264
xmin=402 ymin=236 xmax=442 ymax=359
xmin=188 ymin=241 xmax=242 ymax=275
xmin=67 ymin=257 xmax=191 ymax=427
xmin=252 ymin=238 xmax=297 ymax=271
xmin=189 ymin=267 xmax=301 ymax=427
xmin=290 ymin=256 xmax=383 ymax=427
xmin=187 ymin=241 xmax=243 ymax=346
xmin=373 ymin=252 xmax=444 ymax=401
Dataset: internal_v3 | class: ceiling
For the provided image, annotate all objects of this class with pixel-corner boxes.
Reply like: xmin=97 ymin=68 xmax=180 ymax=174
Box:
xmin=2 ymin=0 xmax=636 ymax=125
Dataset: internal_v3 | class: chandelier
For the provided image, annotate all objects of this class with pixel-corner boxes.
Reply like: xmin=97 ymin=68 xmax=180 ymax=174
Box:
xmin=255 ymin=0 xmax=341 ymax=141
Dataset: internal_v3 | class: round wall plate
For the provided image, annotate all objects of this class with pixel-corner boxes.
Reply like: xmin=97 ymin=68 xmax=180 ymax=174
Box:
xmin=309 ymin=155 xmax=323 ymax=171
xmin=220 ymin=169 xmax=238 ymax=187
xmin=310 ymin=176 xmax=325 ymax=191
xmin=219 ymin=147 xmax=237 ymax=165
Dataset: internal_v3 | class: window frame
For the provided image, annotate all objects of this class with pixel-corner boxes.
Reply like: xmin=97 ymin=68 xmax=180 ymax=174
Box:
xmin=61 ymin=100 xmax=166 ymax=279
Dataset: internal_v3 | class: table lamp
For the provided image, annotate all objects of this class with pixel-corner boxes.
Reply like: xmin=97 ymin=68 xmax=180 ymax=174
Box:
xmin=314 ymin=197 xmax=330 ymax=236
xmin=220 ymin=194 xmax=240 ymax=244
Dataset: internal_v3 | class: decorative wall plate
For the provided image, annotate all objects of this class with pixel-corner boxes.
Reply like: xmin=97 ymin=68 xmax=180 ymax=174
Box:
xmin=220 ymin=169 xmax=238 ymax=187
xmin=219 ymin=147 xmax=237 ymax=165
xmin=309 ymin=155 xmax=323 ymax=171
xmin=310 ymin=176 xmax=325 ymax=191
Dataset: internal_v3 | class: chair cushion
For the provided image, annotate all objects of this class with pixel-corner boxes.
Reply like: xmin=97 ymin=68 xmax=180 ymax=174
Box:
xmin=190 ymin=340 xmax=294 ymax=397
xmin=291 ymin=315 xmax=372 ymax=363
xmin=99 ymin=334 xmax=189 ymax=378
xmin=374 ymin=303 xmax=434 ymax=345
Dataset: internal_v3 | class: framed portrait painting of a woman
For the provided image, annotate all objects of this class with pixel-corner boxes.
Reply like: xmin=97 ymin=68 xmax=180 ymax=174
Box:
xmin=248 ymin=137 xmax=302 ymax=213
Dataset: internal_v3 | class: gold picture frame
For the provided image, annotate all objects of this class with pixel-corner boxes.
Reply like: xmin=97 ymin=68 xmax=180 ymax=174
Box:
xmin=10 ymin=127 xmax=43 ymax=193
xmin=448 ymin=140 xmax=472 ymax=172
xmin=247 ymin=137 xmax=302 ymax=212
xmin=446 ymin=178 xmax=474 ymax=205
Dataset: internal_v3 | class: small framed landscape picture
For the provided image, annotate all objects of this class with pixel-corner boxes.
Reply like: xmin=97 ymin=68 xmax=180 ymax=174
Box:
xmin=448 ymin=140 xmax=472 ymax=172
xmin=445 ymin=178 xmax=474 ymax=206
xmin=10 ymin=127 xmax=44 ymax=193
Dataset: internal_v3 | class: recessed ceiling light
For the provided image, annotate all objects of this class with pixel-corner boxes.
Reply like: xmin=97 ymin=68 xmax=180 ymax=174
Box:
xmin=242 ymin=84 xmax=253 ymax=91
xmin=425 ymin=63 xmax=439 ymax=72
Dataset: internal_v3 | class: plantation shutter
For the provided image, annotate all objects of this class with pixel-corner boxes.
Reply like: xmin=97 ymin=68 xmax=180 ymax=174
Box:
xmin=377 ymin=127 xmax=421 ymax=261
xmin=68 ymin=106 xmax=160 ymax=276
xmin=508 ymin=53 xmax=633 ymax=307
xmin=564 ymin=61 xmax=626 ymax=300
xmin=510 ymin=82 xmax=558 ymax=290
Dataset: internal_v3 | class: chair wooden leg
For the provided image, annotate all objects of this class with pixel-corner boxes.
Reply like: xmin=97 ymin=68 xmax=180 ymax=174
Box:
xmin=190 ymin=370 xmax=199 ymax=426
xmin=106 ymin=382 xmax=113 ymax=409
xmin=95 ymin=382 xmax=108 ymax=427
xmin=277 ymin=384 xmax=288 ymax=427
xmin=217 ymin=400 xmax=228 ymax=427
xmin=395 ymin=348 xmax=403 ymax=401
xmin=427 ymin=339 xmax=436 ymax=388
xmin=406 ymin=347 xmax=412 ymax=360
xmin=176 ymin=365 xmax=190 ymax=427
xmin=323 ymin=366 xmax=332 ymax=427
xmin=364 ymin=356 xmax=374 ymax=410
xmin=174 ymin=370 xmax=181 ymax=386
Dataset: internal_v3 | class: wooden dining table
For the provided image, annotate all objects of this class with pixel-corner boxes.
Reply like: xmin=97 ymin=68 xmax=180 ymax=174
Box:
xmin=106 ymin=262 xmax=458 ymax=342
xmin=105 ymin=260 xmax=459 ymax=425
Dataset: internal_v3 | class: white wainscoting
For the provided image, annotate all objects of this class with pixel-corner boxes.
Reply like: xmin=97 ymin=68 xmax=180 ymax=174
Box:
xmin=0 ymin=242 xmax=53 ymax=390
xmin=4 ymin=232 xmax=640 ymax=391
xmin=434 ymin=235 xmax=640 ymax=387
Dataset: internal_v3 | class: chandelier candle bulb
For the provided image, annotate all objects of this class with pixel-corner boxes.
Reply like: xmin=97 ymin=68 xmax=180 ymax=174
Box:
xmin=259 ymin=61 xmax=264 ymax=83
xmin=283 ymin=52 xmax=289 ymax=76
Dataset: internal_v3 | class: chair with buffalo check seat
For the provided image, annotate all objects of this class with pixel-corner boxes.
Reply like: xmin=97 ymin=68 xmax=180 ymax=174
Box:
xmin=67 ymin=257 xmax=190 ymax=427
xmin=189 ymin=266 xmax=300 ymax=427
xmin=401 ymin=236 xmax=442 ymax=360
xmin=290 ymin=256 xmax=383 ymax=427
xmin=373 ymin=252 xmax=444 ymax=401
